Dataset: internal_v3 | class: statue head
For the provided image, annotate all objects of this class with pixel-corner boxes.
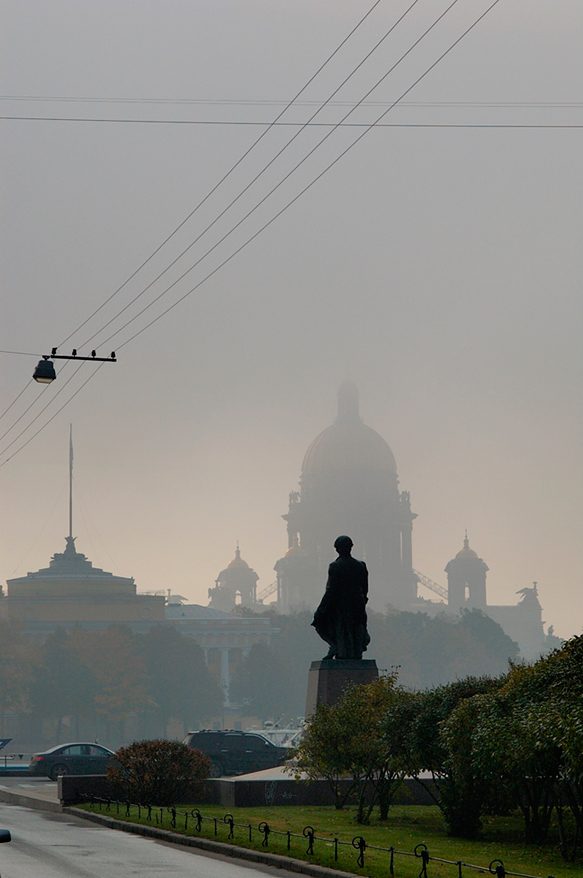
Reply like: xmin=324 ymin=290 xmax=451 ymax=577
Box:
xmin=334 ymin=535 xmax=353 ymax=556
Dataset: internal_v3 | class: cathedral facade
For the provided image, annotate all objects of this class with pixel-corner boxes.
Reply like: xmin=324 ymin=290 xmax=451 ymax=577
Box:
xmin=277 ymin=380 xmax=417 ymax=612
xmin=270 ymin=380 xmax=550 ymax=660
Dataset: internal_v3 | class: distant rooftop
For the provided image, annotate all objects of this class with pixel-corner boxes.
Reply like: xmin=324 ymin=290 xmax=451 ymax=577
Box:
xmin=165 ymin=603 xmax=235 ymax=620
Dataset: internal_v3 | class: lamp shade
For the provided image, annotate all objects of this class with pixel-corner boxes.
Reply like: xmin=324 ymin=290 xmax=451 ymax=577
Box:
xmin=33 ymin=359 xmax=56 ymax=383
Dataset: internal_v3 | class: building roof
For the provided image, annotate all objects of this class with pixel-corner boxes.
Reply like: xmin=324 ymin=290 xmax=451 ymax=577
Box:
xmin=455 ymin=536 xmax=479 ymax=560
xmin=165 ymin=603 xmax=235 ymax=620
xmin=7 ymin=536 xmax=134 ymax=585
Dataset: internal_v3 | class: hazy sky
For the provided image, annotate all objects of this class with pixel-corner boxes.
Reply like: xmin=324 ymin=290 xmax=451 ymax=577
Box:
xmin=1 ymin=1 xmax=581 ymax=639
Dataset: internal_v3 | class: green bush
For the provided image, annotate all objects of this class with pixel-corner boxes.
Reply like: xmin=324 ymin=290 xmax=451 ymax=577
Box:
xmin=107 ymin=739 xmax=209 ymax=806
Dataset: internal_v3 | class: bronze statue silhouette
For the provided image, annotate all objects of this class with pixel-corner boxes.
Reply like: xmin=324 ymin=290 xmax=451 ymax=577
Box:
xmin=311 ymin=536 xmax=370 ymax=660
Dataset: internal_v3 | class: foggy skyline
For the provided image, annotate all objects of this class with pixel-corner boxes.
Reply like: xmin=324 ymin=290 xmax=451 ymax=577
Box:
xmin=1 ymin=1 xmax=581 ymax=639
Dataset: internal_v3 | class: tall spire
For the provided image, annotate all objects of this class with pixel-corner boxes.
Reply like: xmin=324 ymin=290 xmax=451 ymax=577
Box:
xmin=68 ymin=424 xmax=73 ymax=540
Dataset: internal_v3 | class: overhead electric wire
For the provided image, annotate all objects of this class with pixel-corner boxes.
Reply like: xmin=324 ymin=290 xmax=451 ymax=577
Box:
xmin=0 ymin=0 xmax=384 ymax=458
xmin=0 ymin=365 xmax=104 ymax=468
xmin=3 ymin=116 xmax=580 ymax=129
xmin=2 ymin=95 xmax=581 ymax=108
xmin=56 ymin=0 xmax=383 ymax=350
xmin=77 ymin=0 xmax=425 ymax=351
xmin=1 ymin=0 xmax=504 ymax=464
xmin=0 ymin=361 xmax=82 ymax=454
xmin=0 ymin=380 xmax=34 ymax=422
xmin=104 ymin=0 xmax=503 ymax=354
xmin=0 ymin=382 xmax=53 ymax=441
xmin=89 ymin=0 xmax=495 ymax=354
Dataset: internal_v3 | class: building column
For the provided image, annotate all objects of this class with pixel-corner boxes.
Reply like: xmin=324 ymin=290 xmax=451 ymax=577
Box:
xmin=220 ymin=647 xmax=230 ymax=705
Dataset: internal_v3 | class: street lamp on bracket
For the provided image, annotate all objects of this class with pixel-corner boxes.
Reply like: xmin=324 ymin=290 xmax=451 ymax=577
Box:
xmin=33 ymin=348 xmax=117 ymax=384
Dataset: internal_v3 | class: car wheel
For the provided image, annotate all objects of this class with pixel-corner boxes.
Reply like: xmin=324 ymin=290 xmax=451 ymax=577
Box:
xmin=49 ymin=763 xmax=69 ymax=781
xmin=208 ymin=760 xmax=224 ymax=778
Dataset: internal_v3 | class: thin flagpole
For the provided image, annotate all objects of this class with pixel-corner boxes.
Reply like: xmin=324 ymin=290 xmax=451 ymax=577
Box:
xmin=69 ymin=424 xmax=73 ymax=539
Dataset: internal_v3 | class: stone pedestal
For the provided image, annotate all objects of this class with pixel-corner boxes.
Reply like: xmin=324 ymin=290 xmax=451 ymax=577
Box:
xmin=305 ymin=659 xmax=379 ymax=718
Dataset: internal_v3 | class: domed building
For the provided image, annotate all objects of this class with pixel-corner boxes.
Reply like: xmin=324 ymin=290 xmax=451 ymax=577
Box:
xmin=445 ymin=533 xmax=488 ymax=612
xmin=2 ymin=535 xmax=165 ymax=636
xmin=279 ymin=380 xmax=417 ymax=610
xmin=443 ymin=535 xmax=548 ymax=660
xmin=207 ymin=545 xmax=259 ymax=612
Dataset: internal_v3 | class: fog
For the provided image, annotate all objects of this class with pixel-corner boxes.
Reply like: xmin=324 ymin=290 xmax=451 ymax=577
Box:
xmin=1 ymin=1 xmax=581 ymax=639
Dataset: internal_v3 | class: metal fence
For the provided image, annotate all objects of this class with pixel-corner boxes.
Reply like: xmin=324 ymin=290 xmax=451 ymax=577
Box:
xmin=85 ymin=797 xmax=555 ymax=878
xmin=0 ymin=754 xmax=30 ymax=770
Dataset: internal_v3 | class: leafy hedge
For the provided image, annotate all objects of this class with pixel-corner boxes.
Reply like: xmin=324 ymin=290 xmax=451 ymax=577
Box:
xmin=107 ymin=739 xmax=209 ymax=805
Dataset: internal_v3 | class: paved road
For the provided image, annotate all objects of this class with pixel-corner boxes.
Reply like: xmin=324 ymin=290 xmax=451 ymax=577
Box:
xmin=0 ymin=804 xmax=290 ymax=878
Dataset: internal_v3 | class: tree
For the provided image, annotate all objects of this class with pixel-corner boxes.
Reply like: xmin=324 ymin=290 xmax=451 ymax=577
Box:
xmin=0 ymin=620 xmax=37 ymax=725
xmin=469 ymin=636 xmax=583 ymax=855
xmin=30 ymin=628 xmax=97 ymax=741
xmin=71 ymin=625 xmax=154 ymax=742
xmin=293 ymin=674 xmax=413 ymax=823
xmin=405 ymin=676 xmax=501 ymax=838
xmin=368 ymin=609 xmax=518 ymax=690
xmin=137 ymin=626 xmax=222 ymax=735
xmin=229 ymin=642 xmax=292 ymax=720
xmin=268 ymin=611 xmax=323 ymax=718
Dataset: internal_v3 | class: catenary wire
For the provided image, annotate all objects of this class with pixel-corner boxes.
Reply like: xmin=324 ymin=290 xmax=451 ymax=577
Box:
xmin=0 ymin=380 xmax=35 ymax=422
xmin=2 ymin=116 xmax=580 ymax=128
xmin=0 ymin=362 xmax=83 ymax=454
xmin=83 ymin=0 xmax=470 ymax=352
xmin=78 ymin=0 xmax=424 ymax=350
xmin=0 ymin=365 xmax=104 ymax=467
xmin=55 ymin=0 xmax=383 ymax=350
xmin=106 ymin=0 xmax=503 ymax=353
xmin=0 ymin=382 xmax=54 ymax=441
xmin=0 ymin=0 xmax=382 ymax=446
xmin=0 ymin=0 xmax=384 ymax=455
xmin=0 ymin=0 xmax=504 ymax=464
xmin=2 ymin=95 xmax=582 ymax=107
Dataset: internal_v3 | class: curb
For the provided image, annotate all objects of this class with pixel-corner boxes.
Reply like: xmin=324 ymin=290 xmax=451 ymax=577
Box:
xmin=0 ymin=787 xmax=62 ymax=813
xmin=65 ymin=806 xmax=360 ymax=878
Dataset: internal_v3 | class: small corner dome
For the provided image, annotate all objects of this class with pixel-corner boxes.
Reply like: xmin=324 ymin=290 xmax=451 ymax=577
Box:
xmin=227 ymin=546 xmax=250 ymax=569
xmin=455 ymin=536 xmax=479 ymax=559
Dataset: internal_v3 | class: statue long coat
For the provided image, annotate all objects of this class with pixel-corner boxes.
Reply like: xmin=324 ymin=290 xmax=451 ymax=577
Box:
xmin=311 ymin=555 xmax=370 ymax=660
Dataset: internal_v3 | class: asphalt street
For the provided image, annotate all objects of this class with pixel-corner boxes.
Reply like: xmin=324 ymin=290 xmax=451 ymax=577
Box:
xmin=0 ymin=802 xmax=293 ymax=878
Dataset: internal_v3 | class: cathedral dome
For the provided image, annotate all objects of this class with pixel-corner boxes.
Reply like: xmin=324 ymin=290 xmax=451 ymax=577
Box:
xmin=455 ymin=536 xmax=479 ymax=559
xmin=302 ymin=380 xmax=397 ymax=474
xmin=226 ymin=546 xmax=250 ymax=569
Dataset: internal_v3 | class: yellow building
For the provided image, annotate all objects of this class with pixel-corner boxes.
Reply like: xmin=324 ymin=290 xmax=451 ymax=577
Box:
xmin=1 ymin=536 xmax=165 ymax=636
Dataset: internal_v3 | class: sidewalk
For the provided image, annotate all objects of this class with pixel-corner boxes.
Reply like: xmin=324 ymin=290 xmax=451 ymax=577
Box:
xmin=0 ymin=778 xmax=62 ymax=813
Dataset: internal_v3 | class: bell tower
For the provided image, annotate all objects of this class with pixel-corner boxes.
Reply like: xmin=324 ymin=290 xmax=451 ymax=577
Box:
xmin=445 ymin=534 xmax=488 ymax=612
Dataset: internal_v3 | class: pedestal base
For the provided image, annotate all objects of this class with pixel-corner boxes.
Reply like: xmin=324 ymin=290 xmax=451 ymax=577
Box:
xmin=305 ymin=659 xmax=379 ymax=718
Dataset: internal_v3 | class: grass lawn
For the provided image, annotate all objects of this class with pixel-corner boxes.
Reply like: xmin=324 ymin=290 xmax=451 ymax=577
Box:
xmin=80 ymin=801 xmax=581 ymax=878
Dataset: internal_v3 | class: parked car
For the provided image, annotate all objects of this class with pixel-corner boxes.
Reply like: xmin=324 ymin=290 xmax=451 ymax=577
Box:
xmin=29 ymin=743 xmax=115 ymax=780
xmin=182 ymin=730 xmax=288 ymax=777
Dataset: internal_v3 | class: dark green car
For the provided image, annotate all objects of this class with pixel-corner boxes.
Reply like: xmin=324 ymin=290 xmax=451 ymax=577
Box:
xmin=29 ymin=742 xmax=115 ymax=780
